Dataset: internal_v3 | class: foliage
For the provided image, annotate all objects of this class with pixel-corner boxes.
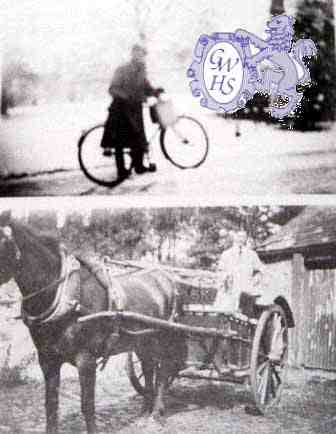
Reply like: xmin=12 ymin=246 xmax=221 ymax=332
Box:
xmin=287 ymin=0 xmax=336 ymax=129
xmin=236 ymin=95 xmax=271 ymax=123
xmin=149 ymin=208 xmax=195 ymax=263
xmin=186 ymin=206 xmax=303 ymax=269
xmin=236 ymin=1 xmax=335 ymax=128
xmin=61 ymin=209 xmax=152 ymax=260
xmin=27 ymin=206 xmax=303 ymax=270
xmin=1 ymin=57 xmax=39 ymax=116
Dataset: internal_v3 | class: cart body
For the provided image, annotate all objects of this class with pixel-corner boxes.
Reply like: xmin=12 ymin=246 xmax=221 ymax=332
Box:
xmin=79 ymin=259 xmax=294 ymax=414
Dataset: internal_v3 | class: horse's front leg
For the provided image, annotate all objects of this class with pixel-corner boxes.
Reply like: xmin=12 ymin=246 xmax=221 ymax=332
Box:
xmin=141 ymin=358 xmax=156 ymax=413
xmin=76 ymin=352 xmax=97 ymax=434
xmin=39 ymin=356 xmax=62 ymax=434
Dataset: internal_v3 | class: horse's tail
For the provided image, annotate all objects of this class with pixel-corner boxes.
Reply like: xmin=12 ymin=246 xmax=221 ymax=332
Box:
xmin=292 ymin=39 xmax=317 ymax=84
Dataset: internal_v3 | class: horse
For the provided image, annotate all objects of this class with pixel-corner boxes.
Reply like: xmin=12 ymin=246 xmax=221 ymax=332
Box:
xmin=0 ymin=211 xmax=187 ymax=434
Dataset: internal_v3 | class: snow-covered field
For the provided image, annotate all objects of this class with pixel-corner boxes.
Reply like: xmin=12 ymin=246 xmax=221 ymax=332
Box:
xmin=1 ymin=94 xmax=336 ymax=196
xmin=0 ymin=94 xmax=194 ymax=176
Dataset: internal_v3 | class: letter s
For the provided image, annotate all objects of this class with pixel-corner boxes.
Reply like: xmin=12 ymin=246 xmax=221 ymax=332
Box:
xmin=225 ymin=77 xmax=236 ymax=95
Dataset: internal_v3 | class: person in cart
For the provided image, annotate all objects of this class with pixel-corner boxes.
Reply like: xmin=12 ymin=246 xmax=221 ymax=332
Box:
xmin=100 ymin=43 xmax=164 ymax=180
xmin=202 ymin=229 xmax=264 ymax=373
xmin=214 ymin=229 xmax=264 ymax=312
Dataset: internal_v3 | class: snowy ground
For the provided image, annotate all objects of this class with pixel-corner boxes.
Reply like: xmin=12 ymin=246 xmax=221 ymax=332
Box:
xmin=1 ymin=94 xmax=336 ymax=196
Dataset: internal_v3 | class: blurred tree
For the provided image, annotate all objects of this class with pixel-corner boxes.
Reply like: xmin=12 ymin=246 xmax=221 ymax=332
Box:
xmin=28 ymin=210 xmax=57 ymax=232
xmin=187 ymin=207 xmax=234 ymax=269
xmin=60 ymin=208 xmax=151 ymax=259
xmin=288 ymin=0 xmax=336 ymax=130
xmin=54 ymin=206 xmax=304 ymax=269
xmin=270 ymin=0 xmax=285 ymax=15
xmin=89 ymin=209 xmax=151 ymax=259
xmin=235 ymin=0 xmax=286 ymax=123
xmin=149 ymin=208 xmax=195 ymax=263
xmin=1 ymin=58 xmax=39 ymax=116
xmin=187 ymin=206 xmax=303 ymax=268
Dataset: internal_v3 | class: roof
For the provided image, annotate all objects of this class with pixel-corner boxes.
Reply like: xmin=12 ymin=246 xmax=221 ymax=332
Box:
xmin=258 ymin=207 xmax=336 ymax=257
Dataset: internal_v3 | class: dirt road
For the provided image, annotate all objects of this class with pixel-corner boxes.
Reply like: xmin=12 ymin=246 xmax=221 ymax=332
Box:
xmin=0 ymin=359 xmax=335 ymax=434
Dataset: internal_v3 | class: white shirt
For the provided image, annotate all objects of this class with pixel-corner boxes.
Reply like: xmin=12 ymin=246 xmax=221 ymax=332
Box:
xmin=214 ymin=244 xmax=263 ymax=310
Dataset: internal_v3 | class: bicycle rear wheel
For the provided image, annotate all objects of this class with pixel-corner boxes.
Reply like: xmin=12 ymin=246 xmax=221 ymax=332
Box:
xmin=160 ymin=115 xmax=209 ymax=169
xmin=78 ymin=124 xmax=131 ymax=187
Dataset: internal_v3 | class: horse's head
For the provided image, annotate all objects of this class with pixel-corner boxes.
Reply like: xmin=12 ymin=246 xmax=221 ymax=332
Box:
xmin=0 ymin=211 xmax=21 ymax=285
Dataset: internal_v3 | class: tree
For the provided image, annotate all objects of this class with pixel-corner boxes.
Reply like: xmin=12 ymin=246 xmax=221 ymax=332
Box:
xmin=235 ymin=1 xmax=286 ymax=123
xmin=149 ymin=208 xmax=195 ymax=264
xmin=289 ymin=0 xmax=336 ymax=129
xmin=270 ymin=0 xmax=285 ymax=16
xmin=187 ymin=206 xmax=303 ymax=269
xmin=1 ymin=58 xmax=39 ymax=116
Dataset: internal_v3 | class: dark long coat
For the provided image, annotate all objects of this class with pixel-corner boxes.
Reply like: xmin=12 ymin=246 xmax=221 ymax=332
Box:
xmin=101 ymin=59 xmax=156 ymax=151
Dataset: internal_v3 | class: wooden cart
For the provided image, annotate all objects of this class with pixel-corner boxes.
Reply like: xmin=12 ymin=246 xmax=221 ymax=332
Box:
xmin=83 ymin=260 xmax=294 ymax=414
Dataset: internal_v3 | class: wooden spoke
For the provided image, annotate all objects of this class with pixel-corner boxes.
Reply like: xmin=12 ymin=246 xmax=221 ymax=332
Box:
xmin=126 ymin=352 xmax=147 ymax=396
xmin=126 ymin=351 xmax=177 ymax=396
xmin=256 ymin=360 xmax=268 ymax=377
xmin=272 ymin=366 xmax=282 ymax=387
xmin=269 ymin=367 xmax=278 ymax=398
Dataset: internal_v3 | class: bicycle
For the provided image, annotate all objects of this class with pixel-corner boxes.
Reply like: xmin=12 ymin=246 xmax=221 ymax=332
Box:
xmin=78 ymin=97 xmax=209 ymax=187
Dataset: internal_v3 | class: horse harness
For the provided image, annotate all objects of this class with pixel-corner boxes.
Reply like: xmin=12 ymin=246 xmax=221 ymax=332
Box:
xmin=18 ymin=249 xmax=179 ymax=368
xmin=20 ymin=248 xmax=81 ymax=326
xmin=20 ymin=251 xmax=128 ymax=327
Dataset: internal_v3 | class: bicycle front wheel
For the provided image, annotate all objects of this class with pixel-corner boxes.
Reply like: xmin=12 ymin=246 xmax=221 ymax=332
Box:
xmin=160 ymin=115 xmax=209 ymax=169
xmin=78 ymin=124 xmax=130 ymax=187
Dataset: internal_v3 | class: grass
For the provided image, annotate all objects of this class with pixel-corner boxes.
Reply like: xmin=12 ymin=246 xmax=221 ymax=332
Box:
xmin=0 ymin=343 xmax=37 ymax=387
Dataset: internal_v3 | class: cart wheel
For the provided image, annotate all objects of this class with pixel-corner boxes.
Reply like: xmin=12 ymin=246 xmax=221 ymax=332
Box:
xmin=126 ymin=352 xmax=177 ymax=396
xmin=126 ymin=352 xmax=147 ymax=395
xmin=250 ymin=304 xmax=288 ymax=415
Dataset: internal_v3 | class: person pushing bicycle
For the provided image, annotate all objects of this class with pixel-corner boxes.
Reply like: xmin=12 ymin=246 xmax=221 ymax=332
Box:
xmin=100 ymin=43 xmax=164 ymax=180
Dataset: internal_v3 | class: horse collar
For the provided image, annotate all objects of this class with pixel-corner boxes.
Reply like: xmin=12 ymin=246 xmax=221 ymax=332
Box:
xmin=21 ymin=250 xmax=81 ymax=326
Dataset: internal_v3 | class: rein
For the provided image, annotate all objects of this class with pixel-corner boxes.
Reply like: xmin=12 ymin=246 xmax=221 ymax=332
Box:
xmin=20 ymin=275 xmax=67 ymax=303
xmin=1 ymin=276 xmax=67 ymax=308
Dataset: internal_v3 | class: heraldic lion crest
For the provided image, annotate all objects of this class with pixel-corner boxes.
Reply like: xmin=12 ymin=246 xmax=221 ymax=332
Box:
xmin=235 ymin=14 xmax=317 ymax=118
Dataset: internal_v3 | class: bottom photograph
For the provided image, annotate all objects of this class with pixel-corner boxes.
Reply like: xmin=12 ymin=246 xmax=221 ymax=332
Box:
xmin=0 ymin=203 xmax=335 ymax=434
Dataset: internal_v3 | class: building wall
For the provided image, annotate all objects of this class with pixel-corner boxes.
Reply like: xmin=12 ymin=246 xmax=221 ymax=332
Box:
xmin=263 ymin=252 xmax=336 ymax=370
xmin=291 ymin=253 xmax=336 ymax=370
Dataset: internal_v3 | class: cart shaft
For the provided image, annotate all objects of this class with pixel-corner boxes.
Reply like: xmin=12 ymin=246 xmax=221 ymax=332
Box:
xmin=78 ymin=310 xmax=238 ymax=339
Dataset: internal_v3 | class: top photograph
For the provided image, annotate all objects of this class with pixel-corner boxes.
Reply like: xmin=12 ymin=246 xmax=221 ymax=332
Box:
xmin=1 ymin=0 xmax=335 ymax=197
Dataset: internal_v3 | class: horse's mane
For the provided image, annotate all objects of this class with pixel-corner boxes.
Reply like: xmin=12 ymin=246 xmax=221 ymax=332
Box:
xmin=11 ymin=219 xmax=61 ymax=261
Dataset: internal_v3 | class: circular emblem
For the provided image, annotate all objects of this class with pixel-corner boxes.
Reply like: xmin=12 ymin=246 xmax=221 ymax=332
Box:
xmin=203 ymin=41 xmax=244 ymax=105
xmin=187 ymin=33 xmax=252 ymax=113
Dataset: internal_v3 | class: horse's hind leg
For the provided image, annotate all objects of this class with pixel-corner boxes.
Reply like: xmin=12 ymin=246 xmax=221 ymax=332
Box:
xmin=39 ymin=355 xmax=62 ymax=434
xmin=151 ymin=359 xmax=168 ymax=419
xmin=77 ymin=353 xmax=97 ymax=434
xmin=135 ymin=349 xmax=156 ymax=413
